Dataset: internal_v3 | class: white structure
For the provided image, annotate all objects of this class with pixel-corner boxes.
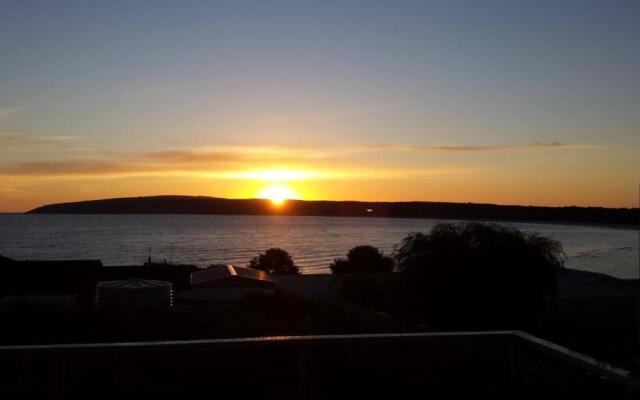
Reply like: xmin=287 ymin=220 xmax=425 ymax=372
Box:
xmin=95 ymin=279 xmax=173 ymax=308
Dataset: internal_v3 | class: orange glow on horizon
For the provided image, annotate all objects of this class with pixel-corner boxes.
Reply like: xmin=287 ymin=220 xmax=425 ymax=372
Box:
xmin=230 ymin=169 xmax=324 ymax=181
xmin=1 ymin=155 xmax=638 ymax=211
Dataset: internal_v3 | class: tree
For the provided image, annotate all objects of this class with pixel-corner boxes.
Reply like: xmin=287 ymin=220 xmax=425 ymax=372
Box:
xmin=393 ymin=222 xmax=565 ymax=329
xmin=249 ymin=248 xmax=299 ymax=275
xmin=330 ymin=245 xmax=394 ymax=274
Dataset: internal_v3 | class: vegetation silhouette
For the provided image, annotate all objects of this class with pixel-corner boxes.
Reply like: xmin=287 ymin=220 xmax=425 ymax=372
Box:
xmin=328 ymin=246 xmax=394 ymax=310
xmin=248 ymin=248 xmax=299 ymax=275
xmin=330 ymin=245 xmax=394 ymax=274
xmin=392 ymin=222 xmax=565 ymax=329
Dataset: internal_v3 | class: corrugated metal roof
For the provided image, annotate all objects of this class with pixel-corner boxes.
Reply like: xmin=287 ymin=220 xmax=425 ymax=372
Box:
xmin=234 ymin=266 xmax=275 ymax=282
xmin=190 ymin=265 xmax=276 ymax=286
xmin=0 ymin=255 xmax=16 ymax=264
xmin=96 ymin=279 xmax=172 ymax=290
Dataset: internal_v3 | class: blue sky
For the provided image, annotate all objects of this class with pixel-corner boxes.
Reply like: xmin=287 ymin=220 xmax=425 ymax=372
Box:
xmin=0 ymin=1 xmax=639 ymax=210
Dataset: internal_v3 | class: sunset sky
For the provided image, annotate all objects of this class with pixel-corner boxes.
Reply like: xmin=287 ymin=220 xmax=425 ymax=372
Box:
xmin=1 ymin=1 xmax=639 ymax=211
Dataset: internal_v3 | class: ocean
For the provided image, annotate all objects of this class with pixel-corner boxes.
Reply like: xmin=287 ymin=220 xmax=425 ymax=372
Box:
xmin=0 ymin=214 xmax=637 ymax=278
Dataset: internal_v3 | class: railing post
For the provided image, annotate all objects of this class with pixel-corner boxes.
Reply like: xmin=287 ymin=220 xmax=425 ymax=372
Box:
xmin=507 ymin=334 xmax=518 ymax=400
xmin=298 ymin=343 xmax=309 ymax=400
xmin=44 ymin=353 xmax=66 ymax=399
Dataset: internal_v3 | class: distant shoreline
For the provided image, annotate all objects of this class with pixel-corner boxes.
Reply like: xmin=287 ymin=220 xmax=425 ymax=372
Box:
xmin=6 ymin=211 xmax=638 ymax=231
xmin=25 ymin=195 xmax=640 ymax=228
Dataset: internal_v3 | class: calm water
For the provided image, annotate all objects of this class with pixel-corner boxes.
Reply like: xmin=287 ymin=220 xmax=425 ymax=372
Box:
xmin=0 ymin=214 xmax=637 ymax=278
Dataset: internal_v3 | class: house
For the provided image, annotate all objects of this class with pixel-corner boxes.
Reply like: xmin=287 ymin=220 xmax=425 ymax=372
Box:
xmin=178 ymin=265 xmax=277 ymax=304
xmin=0 ymin=258 xmax=103 ymax=306
xmin=190 ymin=265 xmax=277 ymax=289
xmin=0 ymin=254 xmax=15 ymax=265
xmin=99 ymin=263 xmax=199 ymax=291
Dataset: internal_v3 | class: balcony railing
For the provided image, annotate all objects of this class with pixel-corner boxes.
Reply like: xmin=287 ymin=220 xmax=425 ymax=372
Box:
xmin=0 ymin=331 xmax=638 ymax=399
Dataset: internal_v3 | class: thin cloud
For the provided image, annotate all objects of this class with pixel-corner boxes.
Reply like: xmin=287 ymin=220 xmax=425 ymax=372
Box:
xmin=137 ymin=146 xmax=336 ymax=166
xmin=0 ymin=160 xmax=137 ymax=176
xmin=1 ymin=139 xmax=593 ymax=159
xmin=139 ymin=150 xmax=249 ymax=164
xmin=348 ymin=142 xmax=599 ymax=153
xmin=0 ymin=132 xmax=83 ymax=145
xmin=0 ymin=186 xmax=28 ymax=197
xmin=0 ymin=159 xmax=485 ymax=181
xmin=0 ymin=141 xmax=600 ymax=178
xmin=0 ymin=107 xmax=23 ymax=121
xmin=140 ymin=141 xmax=595 ymax=162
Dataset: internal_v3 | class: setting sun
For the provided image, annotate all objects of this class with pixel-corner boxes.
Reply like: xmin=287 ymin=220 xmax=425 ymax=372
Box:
xmin=258 ymin=185 xmax=298 ymax=206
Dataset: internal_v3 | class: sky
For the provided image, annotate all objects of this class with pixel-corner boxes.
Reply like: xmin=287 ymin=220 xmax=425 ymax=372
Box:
xmin=1 ymin=0 xmax=639 ymax=211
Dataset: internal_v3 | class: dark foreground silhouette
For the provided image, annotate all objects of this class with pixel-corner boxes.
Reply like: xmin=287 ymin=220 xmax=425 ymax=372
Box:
xmin=28 ymin=195 xmax=639 ymax=226
xmin=1 ymin=222 xmax=639 ymax=398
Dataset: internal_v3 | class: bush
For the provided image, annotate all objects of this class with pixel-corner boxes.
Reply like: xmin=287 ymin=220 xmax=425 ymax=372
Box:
xmin=338 ymin=275 xmax=386 ymax=310
xmin=249 ymin=248 xmax=299 ymax=275
xmin=393 ymin=222 xmax=564 ymax=329
xmin=329 ymin=258 xmax=351 ymax=274
xmin=330 ymin=245 xmax=394 ymax=274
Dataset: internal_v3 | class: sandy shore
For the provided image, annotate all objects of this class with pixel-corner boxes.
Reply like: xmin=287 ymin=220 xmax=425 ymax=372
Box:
xmin=557 ymin=268 xmax=639 ymax=299
xmin=278 ymin=268 xmax=639 ymax=301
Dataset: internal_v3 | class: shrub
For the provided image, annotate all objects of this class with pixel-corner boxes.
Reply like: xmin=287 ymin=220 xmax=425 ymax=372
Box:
xmin=338 ymin=275 xmax=386 ymax=310
xmin=249 ymin=248 xmax=299 ymax=275
xmin=393 ymin=222 xmax=564 ymax=329
xmin=329 ymin=258 xmax=351 ymax=274
xmin=330 ymin=245 xmax=394 ymax=274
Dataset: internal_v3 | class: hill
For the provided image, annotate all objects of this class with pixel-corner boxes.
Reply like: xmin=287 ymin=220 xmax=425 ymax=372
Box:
xmin=26 ymin=195 xmax=638 ymax=226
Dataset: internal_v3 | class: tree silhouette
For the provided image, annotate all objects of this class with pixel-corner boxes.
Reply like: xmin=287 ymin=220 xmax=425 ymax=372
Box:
xmin=249 ymin=248 xmax=299 ymax=275
xmin=393 ymin=222 xmax=564 ymax=329
xmin=330 ymin=245 xmax=394 ymax=274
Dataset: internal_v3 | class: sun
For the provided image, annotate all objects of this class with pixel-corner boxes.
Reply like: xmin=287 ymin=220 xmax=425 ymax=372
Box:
xmin=258 ymin=185 xmax=298 ymax=206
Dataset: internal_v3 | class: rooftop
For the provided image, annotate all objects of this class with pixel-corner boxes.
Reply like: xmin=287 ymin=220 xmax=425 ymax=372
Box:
xmin=190 ymin=265 xmax=277 ymax=287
